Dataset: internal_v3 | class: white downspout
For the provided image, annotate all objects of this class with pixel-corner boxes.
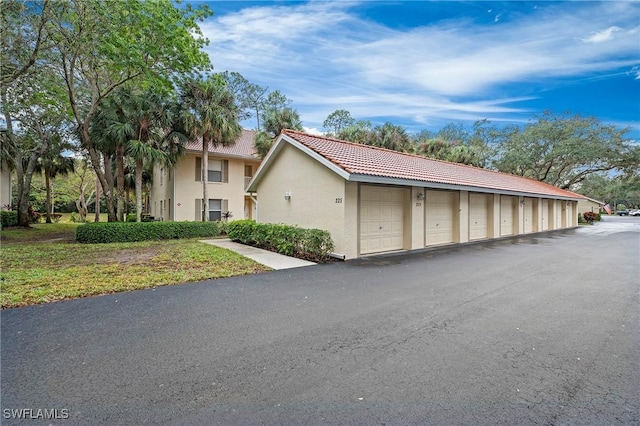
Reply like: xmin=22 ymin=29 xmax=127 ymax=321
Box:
xmin=249 ymin=193 xmax=258 ymax=222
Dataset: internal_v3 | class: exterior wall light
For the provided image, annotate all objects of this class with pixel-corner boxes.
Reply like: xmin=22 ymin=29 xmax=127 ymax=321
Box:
xmin=416 ymin=192 xmax=425 ymax=200
xmin=284 ymin=192 xmax=291 ymax=200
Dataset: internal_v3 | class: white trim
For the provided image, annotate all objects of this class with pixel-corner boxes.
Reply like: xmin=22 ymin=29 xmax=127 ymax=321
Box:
xmin=247 ymin=134 xmax=351 ymax=192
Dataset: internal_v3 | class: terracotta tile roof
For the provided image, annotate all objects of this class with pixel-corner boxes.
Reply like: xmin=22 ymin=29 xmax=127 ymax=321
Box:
xmin=184 ymin=129 xmax=258 ymax=159
xmin=282 ymin=129 xmax=584 ymax=199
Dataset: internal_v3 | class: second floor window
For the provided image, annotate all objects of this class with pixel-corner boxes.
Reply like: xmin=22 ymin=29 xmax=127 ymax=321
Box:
xmin=195 ymin=157 xmax=228 ymax=183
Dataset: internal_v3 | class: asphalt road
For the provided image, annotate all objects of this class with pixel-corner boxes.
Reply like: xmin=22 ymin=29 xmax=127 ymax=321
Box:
xmin=2 ymin=216 xmax=639 ymax=425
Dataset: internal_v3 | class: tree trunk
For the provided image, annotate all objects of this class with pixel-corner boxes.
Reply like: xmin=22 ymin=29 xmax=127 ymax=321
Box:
xmin=45 ymin=171 xmax=52 ymax=223
xmin=202 ymin=141 xmax=208 ymax=221
xmin=115 ymin=142 xmax=126 ymax=221
xmin=1 ymin=94 xmax=46 ymax=227
xmin=94 ymin=178 xmax=101 ymax=222
xmin=136 ymin=158 xmax=143 ymax=222
xmin=76 ymin=183 xmax=89 ymax=222
xmin=82 ymin=124 xmax=117 ymax=222
xmin=125 ymin=187 xmax=131 ymax=215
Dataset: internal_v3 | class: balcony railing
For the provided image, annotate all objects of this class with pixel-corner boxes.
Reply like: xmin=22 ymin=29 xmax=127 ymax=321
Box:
xmin=244 ymin=176 xmax=252 ymax=191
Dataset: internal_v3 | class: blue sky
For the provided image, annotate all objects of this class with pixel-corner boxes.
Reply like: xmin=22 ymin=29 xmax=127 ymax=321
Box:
xmin=199 ymin=1 xmax=640 ymax=138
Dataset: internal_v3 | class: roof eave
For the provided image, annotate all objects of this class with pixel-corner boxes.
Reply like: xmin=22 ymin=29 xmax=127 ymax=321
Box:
xmin=183 ymin=148 xmax=259 ymax=161
xmin=348 ymin=174 xmax=584 ymax=200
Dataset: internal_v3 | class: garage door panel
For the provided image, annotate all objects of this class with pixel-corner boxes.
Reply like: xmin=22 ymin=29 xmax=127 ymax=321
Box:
xmin=523 ymin=198 xmax=534 ymax=233
xmin=360 ymin=186 xmax=405 ymax=255
xmin=541 ymin=200 xmax=549 ymax=231
xmin=469 ymin=193 xmax=489 ymax=240
xmin=425 ymin=191 xmax=455 ymax=246
xmin=500 ymin=196 xmax=514 ymax=236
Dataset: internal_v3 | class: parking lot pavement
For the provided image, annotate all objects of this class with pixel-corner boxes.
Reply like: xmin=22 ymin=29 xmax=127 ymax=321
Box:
xmin=1 ymin=220 xmax=638 ymax=425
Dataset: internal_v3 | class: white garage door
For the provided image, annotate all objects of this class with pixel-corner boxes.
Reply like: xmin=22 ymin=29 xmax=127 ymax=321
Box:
xmin=555 ymin=200 xmax=563 ymax=229
xmin=523 ymin=198 xmax=534 ymax=233
xmin=548 ymin=200 xmax=556 ymax=230
xmin=500 ymin=195 xmax=515 ymax=236
xmin=469 ymin=193 xmax=489 ymax=240
xmin=425 ymin=190 xmax=455 ymax=246
xmin=541 ymin=200 xmax=549 ymax=231
xmin=360 ymin=186 xmax=405 ymax=255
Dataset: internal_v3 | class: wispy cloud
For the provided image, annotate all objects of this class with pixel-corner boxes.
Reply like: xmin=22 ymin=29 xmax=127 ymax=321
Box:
xmin=201 ymin=1 xmax=640 ymax=132
xmin=582 ymin=26 xmax=621 ymax=43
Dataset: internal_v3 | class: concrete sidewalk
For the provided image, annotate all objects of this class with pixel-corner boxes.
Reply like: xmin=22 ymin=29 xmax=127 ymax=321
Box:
xmin=200 ymin=238 xmax=316 ymax=270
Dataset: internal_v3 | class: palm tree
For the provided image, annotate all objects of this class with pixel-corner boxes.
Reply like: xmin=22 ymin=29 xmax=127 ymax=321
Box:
xmin=179 ymin=76 xmax=242 ymax=221
xmin=127 ymin=139 xmax=166 ymax=221
xmin=254 ymin=107 xmax=303 ymax=158
xmin=372 ymin=122 xmax=411 ymax=152
xmin=37 ymin=136 xmax=75 ymax=223
xmin=98 ymin=89 xmax=186 ymax=222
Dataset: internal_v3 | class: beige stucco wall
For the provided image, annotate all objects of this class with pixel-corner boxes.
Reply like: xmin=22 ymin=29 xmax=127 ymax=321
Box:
xmin=1 ymin=161 xmax=11 ymax=209
xmin=150 ymin=153 xmax=260 ymax=222
xmin=256 ymin=144 xmax=351 ymax=257
xmin=577 ymin=199 xmax=601 ymax=215
xmin=409 ymin=187 xmax=425 ymax=250
xmin=150 ymin=164 xmax=174 ymax=220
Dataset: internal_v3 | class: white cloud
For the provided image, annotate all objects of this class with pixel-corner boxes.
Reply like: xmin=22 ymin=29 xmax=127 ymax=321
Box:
xmin=582 ymin=26 xmax=621 ymax=43
xmin=201 ymin=1 xmax=640 ymax=131
xmin=302 ymin=127 xmax=324 ymax=136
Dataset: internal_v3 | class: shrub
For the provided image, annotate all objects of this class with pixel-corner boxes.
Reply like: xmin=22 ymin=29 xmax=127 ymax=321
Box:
xmin=577 ymin=213 xmax=584 ymax=224
xmin=595 ymin=213 xmax=602 ymax=222
xmin=75 ymin=221 xmax=224 ymax=243
xmin=583 ymin=212 xmax=598 ymax=224
xmin=228 ymin=220 xmax=334 ymax=262
xmin=1 ymin=211 xmax=18 ymax=228
xmin=126 ymin=214 xmax=156 ymax=222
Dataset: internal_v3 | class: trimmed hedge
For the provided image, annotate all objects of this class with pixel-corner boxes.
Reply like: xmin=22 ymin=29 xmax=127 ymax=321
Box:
xmin=227 ymin=220 xmax=334 ymax=262
xmin=75 ymin=221 xmax=224 ymax=243
xmin=1 ymin=211 xmax=18 ymax=228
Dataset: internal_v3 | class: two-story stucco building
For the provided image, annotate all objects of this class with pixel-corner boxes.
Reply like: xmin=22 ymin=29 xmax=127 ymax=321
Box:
xmin=150 ymin=129 xmax=260 ymax=222
xmin=1 ymin=159 xmax=12 ymax=210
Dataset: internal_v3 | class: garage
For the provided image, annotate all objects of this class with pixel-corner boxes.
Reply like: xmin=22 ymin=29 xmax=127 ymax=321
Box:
xmin=360 ymin=185 xmax=406 ymax=255
xmin=500 ymin=195 xmax=515 ymax=236
xmin=425 ymin=190 xmax=456 ymax=246
xmin=248 ymin=130 xmax=585 ymax=259
xmin=523 ymin=197 xmax=534 ymax=233
xmin=469 ymin=193 xmax=490 ymax=240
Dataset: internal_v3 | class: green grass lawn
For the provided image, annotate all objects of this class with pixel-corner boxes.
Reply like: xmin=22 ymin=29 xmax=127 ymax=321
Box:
xmin=0 ymin=223 xmax=270 ymax=309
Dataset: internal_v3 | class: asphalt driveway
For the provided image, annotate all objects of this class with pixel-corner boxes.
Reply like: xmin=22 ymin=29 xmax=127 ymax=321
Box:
xmin=2 ymin=217 xmax=639 ymax=425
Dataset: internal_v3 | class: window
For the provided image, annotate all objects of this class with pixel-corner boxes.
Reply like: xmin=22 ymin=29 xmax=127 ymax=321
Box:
xmin=160 ymin=167 xmax=164 ymax=186
xmin=208 ymin=199 xmax=222 ymax=221
xmin=195 ymin=199 xmax=228 ymax=221
xmin=195 ymin=157 xmax=228 ymax=182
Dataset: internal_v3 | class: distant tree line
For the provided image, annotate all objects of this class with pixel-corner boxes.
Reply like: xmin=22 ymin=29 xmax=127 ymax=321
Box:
xmin=321 ymin=109 xmax=640 ymax=207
